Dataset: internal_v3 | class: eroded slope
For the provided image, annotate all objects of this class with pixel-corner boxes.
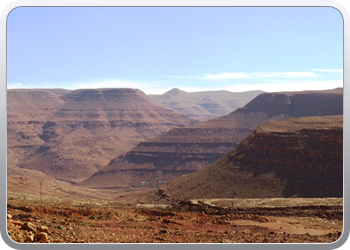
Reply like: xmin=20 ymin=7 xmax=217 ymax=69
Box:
xmin=10 ymin=88 xmax=196 ymax=182
xmin=165 ymin=115 xmax=343 ymax=200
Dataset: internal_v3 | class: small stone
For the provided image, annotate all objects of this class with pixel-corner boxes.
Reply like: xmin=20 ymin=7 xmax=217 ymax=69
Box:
xmin=26 ymin=218 xmax=34 ymax=222
xmin=38 ymin=226 xmax=49 ymax=233
xmin=35 ymin=232 xmax=48 ymax=242
xmin=7 ymin=214 xmax=12 ymax=219
xmin=25 ymin=234 xmax=34 ymax=242
xmin=20 ymin=222 xmax=37 ymax=233
xmin=12 ymin=221 xmax=24 ymax=226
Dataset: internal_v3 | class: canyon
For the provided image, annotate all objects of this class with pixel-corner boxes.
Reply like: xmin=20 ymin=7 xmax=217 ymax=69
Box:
xmin=82 ymin=88 xmax=343 ymax=189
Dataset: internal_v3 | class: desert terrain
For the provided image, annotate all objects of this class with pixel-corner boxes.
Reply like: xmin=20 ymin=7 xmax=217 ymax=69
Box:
xmin=6 ymin=190 xmax=343 ymax=243
xmin=6 ymin=87 xmax=344 ymax=244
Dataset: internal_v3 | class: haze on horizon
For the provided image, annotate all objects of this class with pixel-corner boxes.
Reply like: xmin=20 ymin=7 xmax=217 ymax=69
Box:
xmin=7 ymin=7 xmax=343 ymax=95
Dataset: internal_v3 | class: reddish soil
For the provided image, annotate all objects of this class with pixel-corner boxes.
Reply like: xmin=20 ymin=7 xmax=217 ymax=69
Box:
xmin=6 ymin=194 xmax=342 ymax=244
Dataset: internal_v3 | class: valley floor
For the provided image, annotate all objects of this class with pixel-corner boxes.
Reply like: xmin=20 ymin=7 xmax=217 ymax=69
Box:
xmin=6 ymin=192 xmax=343 ymax=244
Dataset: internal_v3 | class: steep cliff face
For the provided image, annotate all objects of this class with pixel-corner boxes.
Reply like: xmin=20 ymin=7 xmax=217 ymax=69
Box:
xmin=10 ymin=88 xmax=195 ymax=182
xmin=81 ymin=88 xmax=343 ymax=188
xmin=165 ymin=115 xmax=343 ymax=199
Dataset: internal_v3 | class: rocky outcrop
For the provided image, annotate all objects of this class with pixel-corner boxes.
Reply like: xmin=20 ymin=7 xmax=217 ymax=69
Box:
xmin=82 ymin=88 xmax=343 ymax=189
xmin=165 ymin=115 xmax=343 ymax=199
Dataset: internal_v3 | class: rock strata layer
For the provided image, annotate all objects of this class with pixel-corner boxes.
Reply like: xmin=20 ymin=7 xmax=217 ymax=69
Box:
xmin=165 ymin=115 xmax=343 ymax=199
xmin=82 ymin=88 xmax=343 ymax=188
xmin=8 ymin=88 xmax=195 ymax=182
xmin=7 ymin=89 xmax=66 ymax=172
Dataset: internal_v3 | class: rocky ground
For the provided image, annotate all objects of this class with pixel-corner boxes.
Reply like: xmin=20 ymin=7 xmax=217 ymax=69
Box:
xmin=6 ymin=193 xmax=343 ymax=244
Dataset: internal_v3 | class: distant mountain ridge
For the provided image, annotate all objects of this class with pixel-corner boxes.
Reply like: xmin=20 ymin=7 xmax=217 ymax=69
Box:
xmin=81 ymin=88 xmax=343 ymax=189
xmin=149 ymin=88 xmax=264 ymax=121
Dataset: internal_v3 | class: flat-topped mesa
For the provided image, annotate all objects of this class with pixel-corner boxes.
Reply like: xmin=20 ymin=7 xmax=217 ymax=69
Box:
xmin=241 ymin=89 xmax=343 ymax=118
xmin=165 ymin=115 xmax=343 ymax=200
xmin=39 ymin=88 xmax=196 ymax=140
xmin=61 ymin=88 xmax=157 ymax=107
xmin=18 ymin=88 xmax=196 ymax=183
xmin=81 ymin=88 xmax=343 ymax=189
xmin=50 ymin=88 xmax=192 ymax=125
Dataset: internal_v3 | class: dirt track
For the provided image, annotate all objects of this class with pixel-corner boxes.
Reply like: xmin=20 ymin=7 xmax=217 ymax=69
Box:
xmin=6 ymin=194 xmax=343 ymax=244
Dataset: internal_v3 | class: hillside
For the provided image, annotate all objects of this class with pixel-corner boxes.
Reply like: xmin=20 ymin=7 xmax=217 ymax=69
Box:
xmin=8 ymin=88 xmax=196 ymax=183
xmin=149 ymin=88 xmax=263 ymax=121
xmin=164 ymin=115 xmax=343 ymax=200
xmin=7 ymin=89 xmax=66 ymax=172
xmin=81 ymin=88 xmax=343 ymax=189
xmin=7 ymin=89 xmax=66 ymax=147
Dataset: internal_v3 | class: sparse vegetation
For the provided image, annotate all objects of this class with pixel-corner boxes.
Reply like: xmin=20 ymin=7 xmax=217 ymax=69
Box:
xmin=79 ymin=222 xmax=88 ymax=227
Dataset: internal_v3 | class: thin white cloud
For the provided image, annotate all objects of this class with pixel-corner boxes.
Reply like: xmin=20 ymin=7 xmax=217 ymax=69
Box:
xmin=203 ymin=72 xmax=251 ymax=80
xmin=253 ymin=72 xmax=317 ymax=78
xmin=224 ymin=80 xmax=343 ymax=93
xmin=202 ymin=71 xmax=317 ymax=80
xmin=312 ymin=69 xmax=343 ymax=73
xmin=169 ymin=80 xmax=343 ymax=93
xmin=7 ymin=82 xmax=24 ymax=89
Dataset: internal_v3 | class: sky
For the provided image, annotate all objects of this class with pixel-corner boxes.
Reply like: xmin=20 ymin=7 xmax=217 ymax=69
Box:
xmin=7 ymin=7 xmax=344 ymax=94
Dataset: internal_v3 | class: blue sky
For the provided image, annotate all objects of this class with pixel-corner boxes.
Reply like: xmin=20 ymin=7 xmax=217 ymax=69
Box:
xmin=7 ymin=7 xmax=343 ymax=94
